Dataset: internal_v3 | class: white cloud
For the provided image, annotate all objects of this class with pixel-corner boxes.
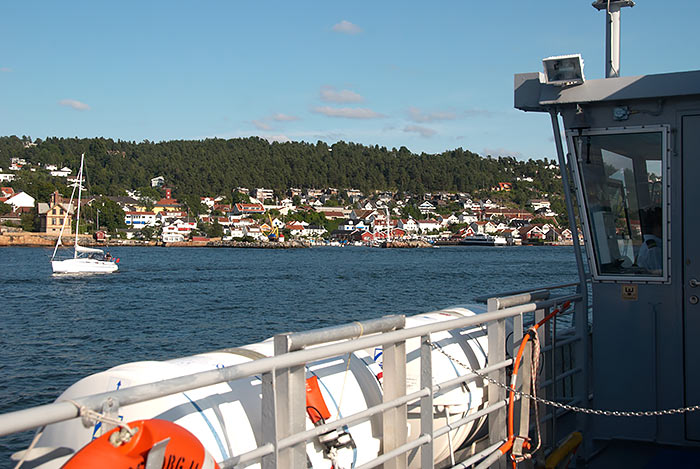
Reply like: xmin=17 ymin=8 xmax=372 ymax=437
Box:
xmin=59 ymin=99 xmax=90 ymax=111
xmin=320 ymin=86 xmax=364 ymax=103
xmin=272 ymin=113 xmax=300 ymax=122
xmin=481 ymin=147 xmax=523 ymax=159
xmin=404 ymin=125 xmax=436 ymax=138
xmin=252 ymin=120 xmax=272 ymax=130
xmin=313 ymin=106 xmax=384 ymax=119
xmin=332 ymin=20 xmax=362 ymax=35
xmin=408 ymin=107 xmax=456 ymax=123
xmin=264 ymin=135 xmax=291 ymax=143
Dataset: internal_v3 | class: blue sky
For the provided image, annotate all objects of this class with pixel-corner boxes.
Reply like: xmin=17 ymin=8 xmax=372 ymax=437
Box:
xmin=2 ymin=1 xmax=699 ymax=161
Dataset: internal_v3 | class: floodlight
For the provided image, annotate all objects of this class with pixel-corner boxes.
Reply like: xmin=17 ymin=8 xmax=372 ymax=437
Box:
xmin=542 ymin=54 xmax=585 ymax=86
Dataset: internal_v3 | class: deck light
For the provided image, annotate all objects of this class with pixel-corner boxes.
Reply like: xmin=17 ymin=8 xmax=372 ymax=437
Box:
xmin=542 ymin=54 xmax=585 ymax=86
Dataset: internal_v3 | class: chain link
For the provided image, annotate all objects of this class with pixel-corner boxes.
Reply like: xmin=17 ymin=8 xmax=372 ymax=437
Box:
xmin=427 ymin=340 xmax=700 ymax=418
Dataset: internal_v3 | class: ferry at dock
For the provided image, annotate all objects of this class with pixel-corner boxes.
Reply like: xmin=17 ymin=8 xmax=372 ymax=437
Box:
xmin=4 ymin=1 xmax=700 ymax=467
xmin=458 ymin=234 xmax=507 ymax=247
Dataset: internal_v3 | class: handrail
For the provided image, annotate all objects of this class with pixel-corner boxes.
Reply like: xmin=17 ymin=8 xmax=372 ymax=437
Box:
xmin=0 ymin=293 xmax=581 ymax=437
xmin=0 ymin=290 xmax=585 ymax=469
xmin=226 ymin=358 xmax=517 ymax=467
xmin=473 ymin=282 xmax=579 ymax=303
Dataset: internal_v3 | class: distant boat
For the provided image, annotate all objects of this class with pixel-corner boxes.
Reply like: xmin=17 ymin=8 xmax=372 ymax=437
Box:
xmin=50 ymin=154 xmax=119 ymax=274
xmin=459 ymin=233 xmax=507 ymax=246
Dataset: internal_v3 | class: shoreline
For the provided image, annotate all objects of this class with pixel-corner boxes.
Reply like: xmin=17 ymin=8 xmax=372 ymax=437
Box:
xmin=0 ymin=230 xmax=574 ymax=249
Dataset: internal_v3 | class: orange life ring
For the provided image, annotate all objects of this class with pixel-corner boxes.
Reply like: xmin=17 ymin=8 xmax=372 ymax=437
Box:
xmin=64 ymin=419 xmax=220 ymax=469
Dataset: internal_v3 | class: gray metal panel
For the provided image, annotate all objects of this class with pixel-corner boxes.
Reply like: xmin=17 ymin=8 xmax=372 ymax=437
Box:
xmin=515 ymin=70 xmax=700 ymax=112
xmin=514 ymin=73 xmax=546 ymax=112
xmin=590 ymin=283 xmax=658 ymax=441
xmin=682 ymin=115 xmax=700 ymax=440
xmin=540 ymin=70 xmax=700 ymax=105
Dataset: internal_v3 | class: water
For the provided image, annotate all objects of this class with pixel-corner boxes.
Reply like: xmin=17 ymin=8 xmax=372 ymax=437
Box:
xmin=0 ymin=244 xmax=578 ymax=461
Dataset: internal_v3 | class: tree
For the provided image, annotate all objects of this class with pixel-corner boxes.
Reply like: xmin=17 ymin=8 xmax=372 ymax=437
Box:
xmin=0 ymin=202 xmax=11 ymax=215
xmin=20 ymin=210 xmax=38 ymax=232
xmin=139 ymin=225 xmax=155 ymax=240
xmin=83 ymin=197 xmax=126 ymax=233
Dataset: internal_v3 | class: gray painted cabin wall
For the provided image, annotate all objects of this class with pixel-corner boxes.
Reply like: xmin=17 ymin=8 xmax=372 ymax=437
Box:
xmin=557 ymin=95 xmax=697 ymax=446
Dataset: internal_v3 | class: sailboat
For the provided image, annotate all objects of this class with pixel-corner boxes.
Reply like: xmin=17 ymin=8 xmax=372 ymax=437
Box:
xmin=50 ymin=153 xmax=119 ymax=274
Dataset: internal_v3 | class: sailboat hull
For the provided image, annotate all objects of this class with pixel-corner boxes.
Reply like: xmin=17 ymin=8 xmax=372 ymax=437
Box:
xmin=51 ymin=258 xmax=118 ymax=274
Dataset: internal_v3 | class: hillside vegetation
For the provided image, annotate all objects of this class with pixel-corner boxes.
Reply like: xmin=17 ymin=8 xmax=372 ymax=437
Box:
xmin=1 ymin=136 xmax=562 ymax=205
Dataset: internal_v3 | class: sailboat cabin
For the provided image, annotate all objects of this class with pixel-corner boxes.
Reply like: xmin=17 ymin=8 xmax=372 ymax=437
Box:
xmin=38 ymin=191 xmax=75 ymax=235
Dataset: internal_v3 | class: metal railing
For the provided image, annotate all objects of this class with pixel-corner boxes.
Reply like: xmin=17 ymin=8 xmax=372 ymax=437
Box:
xmin=0 ymin=283 xmax=585 ymax=469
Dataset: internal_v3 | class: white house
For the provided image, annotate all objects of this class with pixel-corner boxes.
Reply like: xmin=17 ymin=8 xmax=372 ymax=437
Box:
xmin=458 ymin=213 xmax=478 ymax=224
xmin=125 ymin=211 xmax=156 ymax=228
xmin=151 ymin=176 xmax=165 ymax=188
xmin=417 ymin=219 xmax=441 ymax=233
xmin=398 ymin=218 xmax=419 ymax=233
xmin=243 ymin=225 xmax=266 ymax=240
xmin=4 ymin=191 xmax=35 ymax=211
xmin=253 ymin=188 xmax=274 ymax=201
xmin=50 ymin=167 xmax=72 ymax=177
xmin=0 ymin=173 xmax=15 ymax=182
xmin=470 ymin=220 xmax=498 ymax=234
xmin=418 ymin=201 xmax=436 ymax=215
xmin=438 ymin=214 xmax=459 ymax=226
xmin=162 ymin=219 xmax=197 ymax=241
xmin=162 ymin=232 xmax=185 ymax=243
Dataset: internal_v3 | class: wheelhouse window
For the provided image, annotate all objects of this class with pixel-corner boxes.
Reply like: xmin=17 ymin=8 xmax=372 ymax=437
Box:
xmin=571 ymin=126 xmax=668 ymax=281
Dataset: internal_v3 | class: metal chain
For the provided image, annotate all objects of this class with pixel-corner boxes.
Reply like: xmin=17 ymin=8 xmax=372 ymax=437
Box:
xmin=427 ymin=340 xmax=700 ymax=417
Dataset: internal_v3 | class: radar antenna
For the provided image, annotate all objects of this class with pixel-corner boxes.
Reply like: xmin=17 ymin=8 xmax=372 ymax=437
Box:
xmin=592 ymin=0 xmax=635 ymax=78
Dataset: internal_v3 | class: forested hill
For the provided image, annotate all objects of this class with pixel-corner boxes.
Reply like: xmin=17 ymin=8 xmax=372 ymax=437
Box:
xmin=0 ymin=136 xmax=560 ymax=199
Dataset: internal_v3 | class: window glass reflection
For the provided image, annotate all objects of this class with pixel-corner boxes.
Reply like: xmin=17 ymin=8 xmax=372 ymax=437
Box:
xmin=575 ymin=131 xmax=664 ymax=278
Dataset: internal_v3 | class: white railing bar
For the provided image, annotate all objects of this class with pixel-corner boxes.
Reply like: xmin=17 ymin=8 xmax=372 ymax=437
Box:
xmin=288 ymin=315 xmax=406 ymax=350
xmin=449 ymin=439 xmax=507 ymax=469
xmin=433 ymin=397 xmax=515 ymax=439
xmin=279 ymin=388 xmax=430 ymax=450
xmin=220 ymin=443 xmax=273 ymax=468
xmin=224 ymin=360 xmax=518 ymax=466
xmin=432 ymin=359 xmax=513 ymax=397
xmin=474 ymin=282 xmax=579 ymax=303
xmin=495 ymin=290 xmax=550 ymax=309
xmin=354 ymin=434 xmax=432 ymax=469
xmin=0 ymin=294 xmax=581 ymax=437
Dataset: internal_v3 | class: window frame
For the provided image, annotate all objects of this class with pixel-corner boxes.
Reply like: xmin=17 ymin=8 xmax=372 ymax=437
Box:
xmin=566 ymin=124 xmax=671 ymax=283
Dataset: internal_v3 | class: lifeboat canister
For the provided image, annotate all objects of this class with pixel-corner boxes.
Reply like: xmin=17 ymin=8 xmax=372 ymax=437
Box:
xmin=63 ymin=419 xmax=219 ymax=469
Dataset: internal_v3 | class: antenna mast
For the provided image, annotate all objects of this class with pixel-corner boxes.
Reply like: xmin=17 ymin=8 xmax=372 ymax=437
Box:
xmin=592 ymin=0 xmax=634 ymax=78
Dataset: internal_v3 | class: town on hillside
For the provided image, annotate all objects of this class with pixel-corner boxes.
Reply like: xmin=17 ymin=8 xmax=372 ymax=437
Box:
xmin=0 ymin=155 xmax=579 ymax=246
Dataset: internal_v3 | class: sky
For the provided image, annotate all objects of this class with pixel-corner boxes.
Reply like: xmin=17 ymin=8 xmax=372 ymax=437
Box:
xmin=2 ymin=1 xmax=700 ymax=161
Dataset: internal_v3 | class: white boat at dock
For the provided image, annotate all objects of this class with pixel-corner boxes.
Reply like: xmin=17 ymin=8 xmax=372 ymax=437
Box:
xmin=458 ymin=234 xmax=507 ymax=246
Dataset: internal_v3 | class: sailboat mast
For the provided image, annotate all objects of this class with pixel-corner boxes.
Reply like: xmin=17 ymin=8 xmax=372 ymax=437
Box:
xmin=74 ymin=153 xmax=84 ymax=258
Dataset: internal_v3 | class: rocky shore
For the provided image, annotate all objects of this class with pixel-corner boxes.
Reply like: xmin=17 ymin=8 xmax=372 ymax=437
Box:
xmin=0 ymin=229 xmax=310 ymax=249
xmin=382 ymin=240 xmax=433 ymax=248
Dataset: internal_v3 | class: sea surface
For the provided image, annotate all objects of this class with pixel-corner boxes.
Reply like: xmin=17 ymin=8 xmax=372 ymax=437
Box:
xmin=0 ymin=245 xmax=578 ymax=462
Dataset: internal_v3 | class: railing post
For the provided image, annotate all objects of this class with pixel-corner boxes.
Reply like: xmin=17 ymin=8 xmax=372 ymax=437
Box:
xmin=383 ymin=335 xmax=407 ymax=469
xmin=267 ymin=334 xmax=307 ymax=468
xmin=534 ymin=306 xmax=548 ymax=467
xmin=487 ymin=298 xmax=507 ymax=469
xmin=420 ymin=334 xmax=434 ymax=468
xmin=261 ymin=369 xmax=278 ymax=469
